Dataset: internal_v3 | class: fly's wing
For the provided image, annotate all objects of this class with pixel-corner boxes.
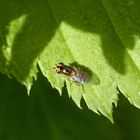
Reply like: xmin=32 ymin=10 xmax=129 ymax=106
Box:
xmin=85 ymin=72 xmax=100 ymax=85
xmin=75 ymin=67 xmax=100 ymax=85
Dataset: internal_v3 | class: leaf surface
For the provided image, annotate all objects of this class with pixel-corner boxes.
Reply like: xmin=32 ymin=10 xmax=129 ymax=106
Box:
xmin=0 ymin=0 xmax=140 ymax=121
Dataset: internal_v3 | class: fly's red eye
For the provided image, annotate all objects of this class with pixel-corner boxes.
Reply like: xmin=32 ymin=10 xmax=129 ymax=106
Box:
xmin=55 ymin=65 xmax=64 ymax=74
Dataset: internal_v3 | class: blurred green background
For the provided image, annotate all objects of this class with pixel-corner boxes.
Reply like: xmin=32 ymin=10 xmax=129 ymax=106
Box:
xmin=0 ymin=72 xmax=140 ymax=140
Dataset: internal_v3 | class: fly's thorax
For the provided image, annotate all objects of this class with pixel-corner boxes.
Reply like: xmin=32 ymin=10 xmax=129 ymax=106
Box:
xmin=55 ymin=63 xmax=64 ymax=74
xmin=61 ymin=65 xmax=75 ymax=76
xmin=70 ymin=68 xmax=76 ymax=76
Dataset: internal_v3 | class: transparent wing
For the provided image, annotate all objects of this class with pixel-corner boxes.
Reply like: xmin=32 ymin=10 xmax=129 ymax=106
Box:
xmin=74 ymin=67 xmax=100 ymax=85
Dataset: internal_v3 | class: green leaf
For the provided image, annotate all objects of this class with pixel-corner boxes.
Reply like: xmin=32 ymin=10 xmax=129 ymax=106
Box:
xmin=0 ymin=0 xmax=140 ymax=121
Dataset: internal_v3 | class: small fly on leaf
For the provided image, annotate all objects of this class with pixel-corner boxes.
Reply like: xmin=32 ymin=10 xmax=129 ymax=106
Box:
xmin=54 ymin=63 xmax=99 ymax=86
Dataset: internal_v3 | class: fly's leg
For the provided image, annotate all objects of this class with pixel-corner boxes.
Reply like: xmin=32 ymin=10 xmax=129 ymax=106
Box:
xmin=68 ymin=76 xmax=85 ymax=94
xmin=81 ymin=84 xmax=85 ymax=93
xmin=70 ymin=80 xmax=74 ymax=87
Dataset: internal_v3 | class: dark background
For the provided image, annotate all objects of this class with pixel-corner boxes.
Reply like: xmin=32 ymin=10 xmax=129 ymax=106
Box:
xmin=0 ymin=72 xmax=140 ymax=140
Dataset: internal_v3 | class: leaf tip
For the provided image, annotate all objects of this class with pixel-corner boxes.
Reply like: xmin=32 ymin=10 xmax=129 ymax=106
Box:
xmin=24 ymin=82 xmax=32 ymax=96
xmin=27 ymin=86 xmax=31 ymax=96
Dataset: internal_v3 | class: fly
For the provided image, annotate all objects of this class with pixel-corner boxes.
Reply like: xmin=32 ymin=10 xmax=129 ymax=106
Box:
xmin=55 ymin=63 xmax=89 ymax=85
